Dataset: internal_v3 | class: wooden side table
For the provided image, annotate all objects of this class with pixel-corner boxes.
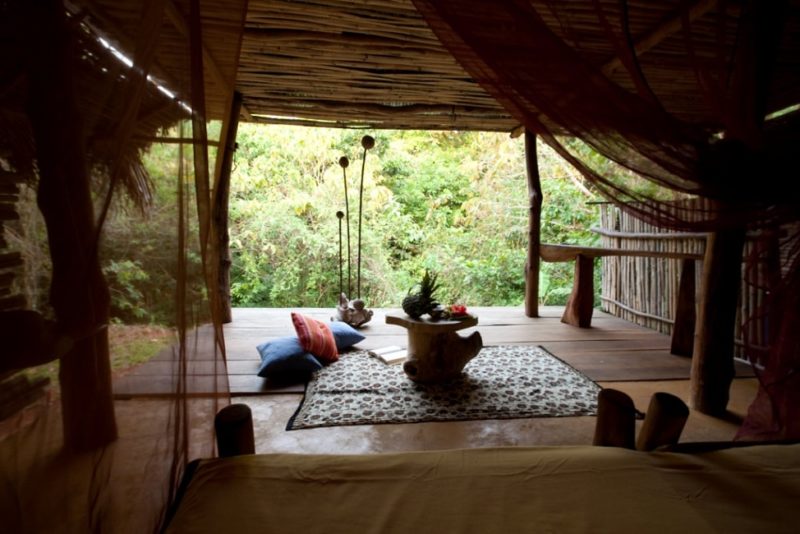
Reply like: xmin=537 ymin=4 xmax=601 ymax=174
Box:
xmin=385 ymin=313 xmax=483 ymax=383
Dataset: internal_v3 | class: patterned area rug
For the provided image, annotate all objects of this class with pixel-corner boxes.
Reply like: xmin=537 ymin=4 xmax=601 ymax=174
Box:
xmin=287 ymin=345 xmax=600 ymax=430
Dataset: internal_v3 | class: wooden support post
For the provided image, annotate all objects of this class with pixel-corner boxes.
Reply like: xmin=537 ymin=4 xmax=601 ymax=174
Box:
xmin=690 ymin=228 xmax=745 ymax=415
xmin=524 ymin=131 xmax=542 ymax=318
xmin=212 ymin=91 xmax=243 ymax=324
xmin=24 ymin=0 xmax=117 ymax=450
xmin=593 ymin=388 xmax=636 ymax=449
xmin=215 ymin=403 xmax=255 ymax=457
xmin=670 ymin=258 xmax=696 ymax=357
xmin=636 ymin=392 xmax=690 ymax=451
xmin=562 ymin=254 xmax=594 ymax=327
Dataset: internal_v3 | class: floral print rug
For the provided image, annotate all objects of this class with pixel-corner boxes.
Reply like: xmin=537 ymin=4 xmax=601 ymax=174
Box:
xmin=287 ymin=345 xmax=600 ymax=430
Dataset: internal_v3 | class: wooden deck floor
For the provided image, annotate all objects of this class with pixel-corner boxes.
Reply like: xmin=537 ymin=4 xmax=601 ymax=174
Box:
xmin=112 ymin=306 xmax=758 ymax=450
xmin=113 ymin=306 xmax=751 ymax=397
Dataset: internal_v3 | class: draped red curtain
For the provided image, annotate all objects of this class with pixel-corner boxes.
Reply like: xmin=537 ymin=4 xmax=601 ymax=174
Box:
xmin=412 ymin=0 xmax=800 ymax=438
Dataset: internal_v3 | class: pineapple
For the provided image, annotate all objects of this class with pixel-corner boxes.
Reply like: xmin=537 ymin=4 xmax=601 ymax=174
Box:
xmin=402 ymin=270 xmax=440 ymax=319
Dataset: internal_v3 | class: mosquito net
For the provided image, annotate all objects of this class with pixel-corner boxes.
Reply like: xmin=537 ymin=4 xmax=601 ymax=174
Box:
xmin=1 ymin=0 xmax=245 ymax=531
xmin=412 ymin=0 xmax=800 ymax=438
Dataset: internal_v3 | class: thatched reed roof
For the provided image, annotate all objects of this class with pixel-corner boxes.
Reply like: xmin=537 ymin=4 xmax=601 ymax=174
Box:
xmin=62 ymin=0 xmax=247 ymax=124
xmin=8 ymin=0 xmax=800 ymax=136
xmin=238 ymin=0 xmax=513 ymax=131
xmin=244 ymin=0 xmax=800 ymax=133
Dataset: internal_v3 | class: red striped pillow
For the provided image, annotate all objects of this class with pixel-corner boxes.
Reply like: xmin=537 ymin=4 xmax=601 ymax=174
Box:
xmin=291 ymin=313 xmax=339 ymax=363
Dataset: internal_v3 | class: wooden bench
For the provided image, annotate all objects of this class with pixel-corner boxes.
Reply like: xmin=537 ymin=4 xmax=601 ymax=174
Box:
xmin=540 ymin=243 xmax=703 ymax=356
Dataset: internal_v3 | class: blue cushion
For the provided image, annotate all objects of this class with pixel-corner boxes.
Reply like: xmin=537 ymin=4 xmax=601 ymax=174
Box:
xmin=256 ymin=336 xmax=323 ymax=378
xmin=329 ymin=321 xmax=366 ymax=350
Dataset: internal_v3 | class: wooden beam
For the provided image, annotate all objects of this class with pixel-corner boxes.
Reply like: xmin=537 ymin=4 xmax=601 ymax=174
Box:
xmin=164 ymin=0 xmax=254 ymax=119
xmin=524 ymin=131 xmax=542 ymax=318
xmin=591 ymin=227 xmax=707 ymax=240
xmin=134 ymin=136 xmax=220 ymax=147
xmin=240 ymin=104 xmax=253 ymax=122
xmin=690 ymin=227 xmax=745 ymax=415
xmin=540 ymin=243 xmax=703 ymax=262
xmin=602 ymin=0 xmax=720 ymax=76
xmin=509 ymin=124 xmax=525 ymax=139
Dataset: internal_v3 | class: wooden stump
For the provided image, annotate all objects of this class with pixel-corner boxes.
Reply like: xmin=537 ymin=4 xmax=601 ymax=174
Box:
xmin=670 ymin=259 xmax=696 ymax=357
xmin=636 ymin=392 xmax=690 ymax=451
xmin=593 ymin=388 xmax=636 ymax=449
xmin=215 ymin=403 xmax=255 ymax=457
xmin=386 ymin=313 xmax=483 ymax=383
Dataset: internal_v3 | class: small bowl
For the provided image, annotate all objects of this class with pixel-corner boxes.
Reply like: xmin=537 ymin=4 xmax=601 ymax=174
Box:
xmin=428 ymin=305 xmax=447 ymax=321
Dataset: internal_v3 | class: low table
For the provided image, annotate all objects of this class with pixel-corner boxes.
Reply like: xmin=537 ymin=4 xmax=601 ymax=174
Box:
xmin=385 ymin=313 xmax=483 ymax=383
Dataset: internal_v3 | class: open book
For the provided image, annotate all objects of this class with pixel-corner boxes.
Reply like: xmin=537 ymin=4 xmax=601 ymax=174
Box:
xmin=368 ymin=345 xmax=408 ymax=365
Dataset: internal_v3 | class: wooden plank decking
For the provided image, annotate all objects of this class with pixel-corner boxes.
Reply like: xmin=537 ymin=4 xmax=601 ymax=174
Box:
xmin=113 ymin=306 xmax=752 ymax=397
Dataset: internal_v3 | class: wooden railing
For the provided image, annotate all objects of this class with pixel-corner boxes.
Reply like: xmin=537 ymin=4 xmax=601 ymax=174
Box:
xmin=597 ymin=202 xmax=782 ymax=363
xmin=596 ymin=203 xmax=707 ymax=337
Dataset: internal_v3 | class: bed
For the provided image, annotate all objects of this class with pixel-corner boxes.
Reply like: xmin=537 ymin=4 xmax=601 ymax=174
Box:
xmin=164 ymin=442 xmax=800 ymax=533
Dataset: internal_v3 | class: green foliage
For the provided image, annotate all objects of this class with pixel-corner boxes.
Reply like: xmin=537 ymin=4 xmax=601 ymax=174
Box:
xmin=12 ymin=122 xmax=603 ymax=321
xmin=227 ymin=126 xmax=601 ymax=308
xmin=104 ymin=259 xmax=151 ymax=322
xmin=100 ymin=139 xmax=208 ymax=325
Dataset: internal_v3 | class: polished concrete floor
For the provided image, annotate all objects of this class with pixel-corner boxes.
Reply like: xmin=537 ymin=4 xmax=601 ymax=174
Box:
xmin=235 ymin=378 xmax=758 ymax=455
xmin=231 ymin=379 xmax=757 ymax=454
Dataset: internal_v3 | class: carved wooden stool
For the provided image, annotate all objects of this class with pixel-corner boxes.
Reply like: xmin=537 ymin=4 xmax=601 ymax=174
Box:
xmin=385 ymin=313 xmax=482 ymax=383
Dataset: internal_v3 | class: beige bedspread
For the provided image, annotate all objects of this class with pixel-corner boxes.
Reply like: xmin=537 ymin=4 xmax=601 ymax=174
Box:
xmin=166 ymin=443 xmax=800 ymax=533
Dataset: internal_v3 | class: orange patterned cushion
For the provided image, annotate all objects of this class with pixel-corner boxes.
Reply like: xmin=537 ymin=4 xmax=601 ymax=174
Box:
xmin=291 ymin=313 xmax=339 ymax=363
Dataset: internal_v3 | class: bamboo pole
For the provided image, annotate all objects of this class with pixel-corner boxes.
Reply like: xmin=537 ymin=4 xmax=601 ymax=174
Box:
xmin=524 ymin=131 xmax=542 ymax=318
xmin=339 ymin=157 xmax=352 ymax=297
xmin=212 ymin=91 xmax=243 ymax=323
xmin=356 ymin=136 xmax=375 ymax=298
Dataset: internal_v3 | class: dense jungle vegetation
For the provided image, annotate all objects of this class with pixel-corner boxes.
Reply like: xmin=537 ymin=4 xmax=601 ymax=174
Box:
xmin=12 ymin=125 xmax=601 ymax=327
xmin=223 ymin=125 xmax=600 ymax=311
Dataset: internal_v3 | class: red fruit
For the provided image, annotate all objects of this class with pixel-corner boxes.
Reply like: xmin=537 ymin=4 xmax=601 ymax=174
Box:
xmin=450 ymin=304 xmax=467 ymax=316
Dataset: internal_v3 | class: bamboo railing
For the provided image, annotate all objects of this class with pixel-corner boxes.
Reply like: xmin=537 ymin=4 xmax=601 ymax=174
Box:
xmin=597 ymin=202 xmax=706 ymax=337
xmin=597 ymin=201 xmax=774 ymax=362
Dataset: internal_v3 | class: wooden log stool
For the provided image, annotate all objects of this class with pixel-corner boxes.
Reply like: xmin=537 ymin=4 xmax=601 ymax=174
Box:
xmin=593 ymin=388 xmax=637 ymax=449
xmin=215 ymin=403 xmax=255 ymax=457
xmin=636 ymin=392 xmax=690 ymax=451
